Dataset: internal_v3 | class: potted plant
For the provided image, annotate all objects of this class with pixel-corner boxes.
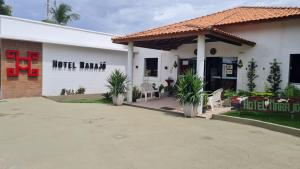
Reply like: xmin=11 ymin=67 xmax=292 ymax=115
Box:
xmin=176 ymin=71 xmax=204 ymax=117
xmin=132 ymin=86 xmax=140 ymax=102
xmin=159 ymin=84 xmax=165 ymax=96
xmin=107 ymin=70 xmax=127 ymax=106
xmin=202 ymin=93 xmax=209 ymax=113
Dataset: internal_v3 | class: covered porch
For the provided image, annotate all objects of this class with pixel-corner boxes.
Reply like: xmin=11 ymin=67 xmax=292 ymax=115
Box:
xmin=129 ymin=96 xmax=232 ymax=119
xmin=113 ymin=26 xmax=256 ymax=115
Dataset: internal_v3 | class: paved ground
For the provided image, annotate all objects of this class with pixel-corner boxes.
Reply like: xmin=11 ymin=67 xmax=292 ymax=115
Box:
xmin=0 ymin=97 xmax=299 ymax=169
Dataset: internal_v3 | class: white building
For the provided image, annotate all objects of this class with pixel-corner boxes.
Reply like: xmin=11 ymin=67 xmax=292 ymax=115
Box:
xmin=1 ymin=6 xmax=300 ymax=100
xmin=113 ymin=6 xmax=300 ymax=105
xmin=0 ymin=15 xmax=165 ymax=98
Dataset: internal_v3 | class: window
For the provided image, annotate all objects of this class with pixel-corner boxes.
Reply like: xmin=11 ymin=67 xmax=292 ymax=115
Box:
xmin=290 ymin=54 xmax=300 ymax=83
xmin=144 ymin=58 xmax=158 ymax=77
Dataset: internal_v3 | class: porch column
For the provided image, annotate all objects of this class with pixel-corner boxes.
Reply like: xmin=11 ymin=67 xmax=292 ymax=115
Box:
xmin=196 ymin=35 xmax=205 ymax=114
xmin=127 ymin=41 xmax=134 ymax=103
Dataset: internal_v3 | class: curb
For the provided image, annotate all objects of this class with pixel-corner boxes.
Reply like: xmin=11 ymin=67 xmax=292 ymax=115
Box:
xmin=212 ymin=114 xmax=300 ymax=138
xmin=123 ymin=103 xmax=176 ymax=113
xmin=124 ymin=103 xmax=205 ymax=118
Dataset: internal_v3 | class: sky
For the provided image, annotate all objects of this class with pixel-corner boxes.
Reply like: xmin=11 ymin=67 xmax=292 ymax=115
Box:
xmin=5 ymin=0 xmax=300 ymax=35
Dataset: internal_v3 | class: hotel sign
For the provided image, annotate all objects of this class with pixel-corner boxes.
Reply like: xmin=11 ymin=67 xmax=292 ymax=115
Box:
xmin=240 ymin=97 xmax=300 ymax=113
xmin=52 ymin=60 xmax=106 ymax=70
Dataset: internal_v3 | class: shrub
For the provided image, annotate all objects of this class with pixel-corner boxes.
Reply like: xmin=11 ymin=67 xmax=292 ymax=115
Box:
xmin=66 ymin=89 xmax=72 ymax=95
xmin=236 ymin=90 xmax=274 ymax=97
xmin=250 ymin=92 xmax=274 ymax=97
xmin=224 ymin=89 xmax=237 ymax=99
xmin=76 ymin=87 xmax=86 ymax=94
xmin=103 ymin=92 xmax=112 ymax=100
xmin=202 ymin=92 xmax=209 ymax=110
xmin=247 ymin=58 xmax=258 ymax=92
xmin=106 ymin=70 xmax=127 ymax=97
xmin=165 ymin=85 xmax=175 ymax=96
xmin=282 ymin=85 xmax=300 ymax=98
xmin=237 ymin=90 xmax=251 ymax=97
xmin=267 ymin=59 xmax=282 ymax=96
xmin=159 ymin=84 xmax=164 ymax=93
xmin=60 ymin=88 xmax=66 ymax=95
xmin=132 ymin=86 xmax=140 ymax=102
xmin=176 ymin=70 xmax=204 ymax=106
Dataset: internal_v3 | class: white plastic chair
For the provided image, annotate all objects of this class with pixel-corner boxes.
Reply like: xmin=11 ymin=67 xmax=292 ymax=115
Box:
xmin=208 ymin=88 xmax=223 ymax=111
xmin=140 ymin=83 xmax=159 ymax=102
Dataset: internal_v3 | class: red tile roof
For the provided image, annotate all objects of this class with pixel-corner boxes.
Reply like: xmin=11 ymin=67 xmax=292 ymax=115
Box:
xmin=113 ymin=6 xmax=300 ymax=43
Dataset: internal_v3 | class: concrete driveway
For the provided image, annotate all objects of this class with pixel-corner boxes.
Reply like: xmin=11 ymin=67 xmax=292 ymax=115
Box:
xmin=0 ymin=97 xmax=299 ymax=169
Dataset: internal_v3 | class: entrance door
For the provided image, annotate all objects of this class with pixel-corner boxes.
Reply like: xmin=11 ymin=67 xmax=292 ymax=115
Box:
xmin=205 ymin=57 xmax=237 ymax=91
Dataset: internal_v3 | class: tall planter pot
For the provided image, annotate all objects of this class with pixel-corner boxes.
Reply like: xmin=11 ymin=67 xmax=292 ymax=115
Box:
xmin=183 ymin=104 xmax=198 ymax=117
xmin=112 ymin=94 xmax=124 ymax=106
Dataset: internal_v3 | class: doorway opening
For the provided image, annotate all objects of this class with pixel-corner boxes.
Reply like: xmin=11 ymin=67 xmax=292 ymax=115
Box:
xmin=178 ymin=57 xmax=237 ymax=91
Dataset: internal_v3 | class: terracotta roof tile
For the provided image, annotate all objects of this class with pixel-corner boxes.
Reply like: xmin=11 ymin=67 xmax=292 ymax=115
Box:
xmin=113 ymin=6 xmax=300 ymax=42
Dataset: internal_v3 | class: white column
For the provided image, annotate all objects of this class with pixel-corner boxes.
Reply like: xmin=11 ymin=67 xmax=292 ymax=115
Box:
xmin=127 ymin=42 xmax=134 ymax=103
xmin=196 ymin=35 xmax=205 ymax=114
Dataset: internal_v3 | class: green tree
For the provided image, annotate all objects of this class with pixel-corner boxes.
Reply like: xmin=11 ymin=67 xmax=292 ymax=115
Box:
xmin=0 ymin=0 xmax=12 ymax=16
xmin=247 ymin=58 xmax=258 ymax=92
xmin=267 ymin=59 xmax=282 ymax=96
xmin=50 ymin=3 xmax=79 ymax=25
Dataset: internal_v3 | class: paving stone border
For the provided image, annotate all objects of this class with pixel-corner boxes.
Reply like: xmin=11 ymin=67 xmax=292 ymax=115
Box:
xmin=212 ymin=114 xmax=300 ymax=137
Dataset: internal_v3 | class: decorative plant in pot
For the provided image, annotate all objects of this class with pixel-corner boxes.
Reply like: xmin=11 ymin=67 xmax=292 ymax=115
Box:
xmin=106 ymin=70 xmax=127 ymax=106
xmin=202 ymin=93 xmax=209 ymax=113
xmin=132 ymin=86 xmax=141 ymax=102
xmin=176 ymin=71 xmax=204 ymax=117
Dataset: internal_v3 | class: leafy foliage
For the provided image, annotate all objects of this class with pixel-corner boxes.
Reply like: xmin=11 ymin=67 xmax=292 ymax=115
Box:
xmin=132 ymin=86 xmax=141 ymax=102
xmin=202 ymin=92 xmax=209 ymax=109
xmin=60 ymin=88 xmax=66 ymax=95
xmin=282 ymin=85 xmax=300 ymax=98
xmin=267 ymin=59 xmax=282 ymax=96
xmin=76 ymin=87 xmax=86 ymax=94
xmin=176 ymin=70 xmax=204 ymax=106
xmin=103 ymin=92 xmax=112 ymax=100
xmin=224 ymin=89 xmax=238 ymax=99
xmin=106 ymin=70 xmax=127 ymax=97
xmin=159 ymin=84 xmax=164 ymax=93
xmin=250 ymin=92 xmax=274 ymax=97
xmin=0 ymin=0 xmax=11 ymax=16
xmin=236 ymin=90 xmax=273 ymax=97
xmin=237 ymin=90 xmax=251 ymax=97
xmin=50 ymin=3 xmax=80 ymax=25
xmin=247 ymin=58 xmax=258 ymax=92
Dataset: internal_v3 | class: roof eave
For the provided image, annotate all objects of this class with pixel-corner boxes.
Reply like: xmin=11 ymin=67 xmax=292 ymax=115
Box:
xmin=112 ymin=28 xmax=256 ymax=47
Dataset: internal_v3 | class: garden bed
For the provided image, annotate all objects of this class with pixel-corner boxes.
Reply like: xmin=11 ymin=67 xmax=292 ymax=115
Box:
xmin=224 ymin=111 xmax=300 ymax=129
xmin=46 ymin=94 xmax=112 ymax=104
xmin=62 ymin=98 xmax=112 ymax=104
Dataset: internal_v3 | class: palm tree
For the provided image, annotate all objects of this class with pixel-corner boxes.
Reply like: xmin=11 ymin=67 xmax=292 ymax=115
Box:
xmin=50 ymin=2 xmax=79 ymax=25
xmin=0 ymin=0 xmax=12 ymax=16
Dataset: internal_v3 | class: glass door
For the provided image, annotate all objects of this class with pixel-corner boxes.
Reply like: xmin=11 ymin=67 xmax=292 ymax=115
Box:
xmin=205 ymin=57 xmax=237 ymax=91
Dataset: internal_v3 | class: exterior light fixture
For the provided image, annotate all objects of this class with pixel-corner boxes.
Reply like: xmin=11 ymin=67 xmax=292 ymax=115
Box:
xmin=237 ymin=59 xmax=243 ymax=68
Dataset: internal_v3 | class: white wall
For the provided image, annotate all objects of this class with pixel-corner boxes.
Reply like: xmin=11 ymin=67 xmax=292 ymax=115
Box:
xmin=222 ymin=19 xmax=300 ymax=91
xmin=133 ymin=47 xmax=178 ymax=87
xmin=42 ymin=43 xmax=127 ymax=96
xmin=170 ymin=42 xmax=245 ymax=59
xmin=164 ymin=19 xmax=300 ymax=92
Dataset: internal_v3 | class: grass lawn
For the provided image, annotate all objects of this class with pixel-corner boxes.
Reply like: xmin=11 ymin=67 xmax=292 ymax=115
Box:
xmin=63 ymin=98 xmax=112 ymax=104
xmin=224 ymin=111 xmax=300 ymax=129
